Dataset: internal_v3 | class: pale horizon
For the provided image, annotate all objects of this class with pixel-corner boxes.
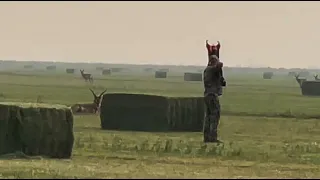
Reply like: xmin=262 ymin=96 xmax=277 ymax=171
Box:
xmin=0 ymin=2 xmax=320 ymax=69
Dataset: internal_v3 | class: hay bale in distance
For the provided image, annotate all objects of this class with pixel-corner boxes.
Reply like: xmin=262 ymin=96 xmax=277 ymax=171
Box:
xmin=155 ymin=71 xmax=167 ymax=78
xmin=46 ymin=65 xmax=56 ymax=71
xmin=0 ymin=102 xmax=74 ymax=158
xmin=301 ymin=81 xmax=320 ymax=96
xmin=288 ymin=71 xmax=297 ymax=76
xmin=100 ymin=93 xmax=204 ymax=132
xmin=96 ymin=67 xmax=104 ymax=71
xmin=184 ymin=72 xmax=202 ymax=81
xmin=66 ymin=68 xmax=75 ymax=74
xmin=23 ymin=65 xmax=33 ymax=69
xmin=263 ymin=72 xmax=273 ymax=79
xmin=102 ymin=69 xmax=112 ymax=75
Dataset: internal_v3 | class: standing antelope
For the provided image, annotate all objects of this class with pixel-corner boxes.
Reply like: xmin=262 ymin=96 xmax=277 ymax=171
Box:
xmin=295 ymin=74 xmax=306 ymax=88
xmin=314 ymin=74 xmax=320 ymax=81
xmin=71 ymin=88 xmax=107 ymax=114
xmin=80 ymin=69 xmax=93 ymax=83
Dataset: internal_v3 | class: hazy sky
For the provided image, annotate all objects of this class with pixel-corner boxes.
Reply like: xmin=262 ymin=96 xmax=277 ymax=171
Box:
xmin=0 ymin=1 xmax=319 ymax=68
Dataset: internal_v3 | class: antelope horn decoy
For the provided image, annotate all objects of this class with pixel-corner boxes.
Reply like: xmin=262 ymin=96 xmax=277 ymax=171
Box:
xmin=89 ymin=88 xmax=97 ymax=98
xmin=99 ymin=89 xmax=107 ymax=97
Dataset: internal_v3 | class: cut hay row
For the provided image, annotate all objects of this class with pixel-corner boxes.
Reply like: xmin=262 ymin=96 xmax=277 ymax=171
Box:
xmin=0 ymin=102 xmax=74 ymax=158
xmin=184 ymin=72 xmax=202 ymax=82
xmin=155 ymin=71 xmax=167 ymax=78
xmin=66 ymin=68 xmax=75 ymax=74
xmin=100 ymin=93 xmax=204 ymax=132
xmin=263 ymin=72 xmax=273 ymax=79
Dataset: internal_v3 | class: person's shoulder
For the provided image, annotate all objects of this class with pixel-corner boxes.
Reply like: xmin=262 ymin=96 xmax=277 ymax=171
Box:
xmin=204 ymin=66 xmax=216 ymax=72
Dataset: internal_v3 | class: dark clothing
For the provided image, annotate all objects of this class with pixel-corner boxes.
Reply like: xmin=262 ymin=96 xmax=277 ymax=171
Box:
xmin=203 ymin=66 xmax=222 ymax=96
xmin=203 ymin=94 xmax=221 ymax=142
xmin=203 ymin=65 xmax=222 ymax=142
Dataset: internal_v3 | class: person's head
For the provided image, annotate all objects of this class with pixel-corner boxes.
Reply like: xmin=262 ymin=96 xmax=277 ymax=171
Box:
xmin=206 ymin=40 xmax=220 ymax=58
xmin=208 ymin=55 xmax=219 ymax=66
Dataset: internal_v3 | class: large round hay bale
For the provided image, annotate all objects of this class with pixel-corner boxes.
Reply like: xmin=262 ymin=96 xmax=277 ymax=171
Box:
xmin=46 ymin=65 xmax=56 ymax=71
xmin=66 ymin=68 xmax=75 ymax=74
xmin=23 ymin=65 xmax=33 ymax=69
xmin=263 ymin=72 xmax=273 ymax=79
xmin=102 ymin=69 xmax=111 ymax=75
xmin=184 ymin=72 xmax=202 ymax=81
xmin=288 ymin=71 xmax=297 ymax=76
xmin=155 ymin=71 xmax=167 ymax=78
xmin=99 ymin=94 xmax=204 ymax=132
xmin=301 ymin=81 xmax=320 ymax=96
xmin=0 ymin=102 xmax=74 ymax=158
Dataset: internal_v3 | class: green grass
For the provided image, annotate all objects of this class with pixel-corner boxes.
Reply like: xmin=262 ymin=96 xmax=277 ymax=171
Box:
xmin=1 ymin=115 xmax=319 ymax=178
xmin=0 ymin=66 xmax=320 ymax=178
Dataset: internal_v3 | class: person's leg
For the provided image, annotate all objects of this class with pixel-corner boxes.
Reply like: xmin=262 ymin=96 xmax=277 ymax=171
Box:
xmin=203 ymin=95 xmax=221 ymax=143
xmin=203 ymin=96 xmax=211 ymax=142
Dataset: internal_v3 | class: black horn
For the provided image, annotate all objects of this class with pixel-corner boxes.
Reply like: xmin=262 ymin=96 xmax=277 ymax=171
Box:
xmin=89 ymin=88 xmax=97 ymax=98
xmin=99 ymin=89 xmax=107 ymax=97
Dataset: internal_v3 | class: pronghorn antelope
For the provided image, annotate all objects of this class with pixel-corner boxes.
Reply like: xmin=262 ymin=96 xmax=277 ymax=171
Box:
xmin=80 ymin=69 xmax=93 ymax=83
xmin=314 ymin=74 xmax=320 ymax=81
xmin=294 ymin=74 xmax=307 ymax=88
xmin=71 ymin=88 xmax=107 ymax=114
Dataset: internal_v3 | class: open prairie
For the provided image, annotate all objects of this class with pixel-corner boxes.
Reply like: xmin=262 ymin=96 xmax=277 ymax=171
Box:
xmin=0 ymin=61 xmax=319 ymax=178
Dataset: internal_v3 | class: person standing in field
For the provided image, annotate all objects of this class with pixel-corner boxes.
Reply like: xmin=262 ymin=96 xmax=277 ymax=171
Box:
xmin=203 ymin=54 xmax=224 ymax=143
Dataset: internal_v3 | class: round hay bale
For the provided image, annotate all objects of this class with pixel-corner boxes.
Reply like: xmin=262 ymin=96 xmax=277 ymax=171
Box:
xmin=0 ymin=102 xmax=74 ymax=158
xmin=102 ymin=69 xmax=112 ymax=75
xmin=66 ymin=68 xmax=75 ymax=74
xmin=99 ymin=93 xmax=204 ymax=132
xmin=263 ymin=72 xmax=273 ymax=79
xmin=288 ymin=71 xmax=297 ymax=76
xmin=155 ymin=71 xmax=167 ymax=78
xmin=184 ymin=72 xmax=202 ymax=81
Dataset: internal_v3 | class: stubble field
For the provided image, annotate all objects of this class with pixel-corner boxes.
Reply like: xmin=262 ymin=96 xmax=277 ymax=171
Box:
xmin=0 ymin=63 xmax=319 ymax=178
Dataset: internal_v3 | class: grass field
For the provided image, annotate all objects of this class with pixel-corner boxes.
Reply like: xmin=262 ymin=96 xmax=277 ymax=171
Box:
xmin=0 ymin=62 xmax=319 ymax=178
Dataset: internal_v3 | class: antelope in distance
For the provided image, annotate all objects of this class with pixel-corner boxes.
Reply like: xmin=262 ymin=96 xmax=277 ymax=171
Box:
xmin=314 ymin=74 xmax=320 ymax=81
xmin=80 ymin=69 xmax=93 ymax=83
xmin=71 ymin=88 xmax=107 ymax=115
xmin=295 ymin=74 xmax=307 ymax=88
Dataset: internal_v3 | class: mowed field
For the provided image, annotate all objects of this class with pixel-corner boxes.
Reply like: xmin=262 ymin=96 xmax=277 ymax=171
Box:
xmin=0 ymin=62 xmax=320 ymax=178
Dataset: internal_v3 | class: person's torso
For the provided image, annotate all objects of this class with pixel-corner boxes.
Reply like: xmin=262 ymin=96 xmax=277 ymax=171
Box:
xmin=203 ymin=66 xmax=222 ymax=96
